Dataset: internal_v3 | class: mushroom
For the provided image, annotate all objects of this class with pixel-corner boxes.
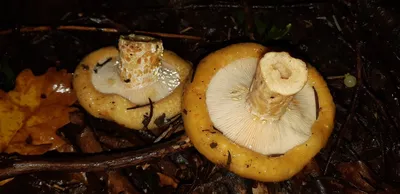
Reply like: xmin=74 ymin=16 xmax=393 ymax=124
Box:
xmin=73 ymin=34 xmax=192 ymax=131
xmin=182 ymin=43 xmax=335 ymax=182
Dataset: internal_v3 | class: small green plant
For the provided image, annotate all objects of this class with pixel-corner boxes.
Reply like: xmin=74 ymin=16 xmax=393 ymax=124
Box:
xmin=254 ymin=17 xmax=292 ymax=41
xmin=234 ymin=11 xmax=292 ymax=41
xmin=265 ymin=23 xmax=292 ymax=40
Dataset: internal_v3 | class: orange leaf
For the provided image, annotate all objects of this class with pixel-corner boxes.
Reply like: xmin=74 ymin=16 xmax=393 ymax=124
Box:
xmin=8 ymin=69 xmax=45 ymax=110
xmin=0 ymin=94 xmax=26 ymax=151
xmin=0 ymin=67 xmax=77 ymax=155
xmin=0 ymin=178 xmax=14 ymax=186
xmin=157 ymin=172 xmax=179 ymax=188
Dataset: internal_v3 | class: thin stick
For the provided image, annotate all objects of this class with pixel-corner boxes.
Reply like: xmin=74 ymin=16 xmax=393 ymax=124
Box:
xmin=323 ymin=43 xmax=363 ymax=175
xmin=0 ymin=25 xmax=203 ymax=40
xmin=150 ymin=2 xmax=325 ymax=10
xmin=326 ymin=75 xmax=345 ymax=80
xmin=0 ymin=26 xmax=118 ymax=35
xmin=0 ymin=134 xmax=192 ymax=180
xmin=134 ymin=30 xmax=202 ymax=40
xmin=242 ymin=0 xmax=255 ymax=40
xmin=179 ymin=27 xmax=193 ymax=34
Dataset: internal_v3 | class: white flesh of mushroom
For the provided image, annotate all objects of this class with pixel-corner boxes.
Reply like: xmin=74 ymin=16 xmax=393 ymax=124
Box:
xmin=90 ymin=35 xmax=181 ymax=105
xmin=91 ymin=59 xmax=180 ymax=105
xmin=205 ymin=52 xmax=316 ymax=155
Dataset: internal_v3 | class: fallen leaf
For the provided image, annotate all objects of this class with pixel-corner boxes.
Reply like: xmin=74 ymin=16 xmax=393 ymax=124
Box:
xmin=157 ymin=172 xmax=179 ymax=188
xmin=336 ymin=161 xmax=377 ymax=192
xmin=291 ymin=159 xmax=322 ymax=192
xmin=0 ymin=67 xmax=77 ymax=155
xmin=0 ymin=178 xmax=14 ymax=186
xmin=141 ymin=163 xmax=151 ymax=170
xmin=336 ymin=161 xmax=400 ymax=194
xmin=0 ymin=92 xmax=26 ymax=151
xmin=4 ymin=143 xmax=52 ymax=156
xmin=252 ymin=182 xmax=269 ymax=194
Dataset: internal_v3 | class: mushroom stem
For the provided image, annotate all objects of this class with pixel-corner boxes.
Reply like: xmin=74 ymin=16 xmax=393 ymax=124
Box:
xmin=246 ymin=52 xmax=308 ymax=121
xmin=118 ymin=34 xmax=164 ymax=88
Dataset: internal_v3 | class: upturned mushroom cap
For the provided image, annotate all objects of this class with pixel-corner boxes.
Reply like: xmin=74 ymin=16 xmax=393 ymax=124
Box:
xmin=182 ymin=43 xmax=335 ymax=182
xmin=73 ymin=34 xmax=192 ymax=131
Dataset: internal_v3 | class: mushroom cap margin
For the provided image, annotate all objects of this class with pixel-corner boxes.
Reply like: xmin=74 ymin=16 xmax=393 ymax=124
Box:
xmin=73 ymin=46 xmax=192 ymax=130
xmin=182 ymin=43 xmax=335 ymax=182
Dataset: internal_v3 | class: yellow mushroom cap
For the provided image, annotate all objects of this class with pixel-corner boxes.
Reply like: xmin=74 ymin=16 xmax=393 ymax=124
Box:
xmin=205 ymin=52 xmax=316 ymax=155
xmin=182 ymin=43 xmax=335 ymax=182
xmin=73 ymin=35 xmax=192 ymax=131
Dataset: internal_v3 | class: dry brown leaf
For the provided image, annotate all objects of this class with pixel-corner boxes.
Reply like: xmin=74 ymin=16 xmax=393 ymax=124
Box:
xmin=336 ymin=161 xmax=400 ymax=194
xmin=157 ymin=172 xmax=179 ymax=188
xmin=252 ymin=182 xmax=269 ymax=194
xmin=0 ymin=178 xmax=14 ymax=186
xmin=0 ymin=67 xmax=77 ymax=155
xmin=336 ymin=161 xmax=377 ymax=192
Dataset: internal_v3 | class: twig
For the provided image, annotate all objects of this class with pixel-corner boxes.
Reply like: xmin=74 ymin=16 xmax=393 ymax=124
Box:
xmin=326 ymin=75 xmax=345 ymax=80
xmin=0 ymin=25 xmax=203 ymax=40
xmin=332 ymin=15 xmax=342 ymax=32
xmin=0 ymin=26 xmax=118 ymax=35
xmin=134 ymin=30 xmax=202 ymax=40
xmin=154 ymin=117 xmax=183 ymax=143
xmin=324 ymin=43 xmax=363 ymax=175
xmin=179 ymin=27 xmax=193 ymax=34
xmin=241 ymin=0 xmax=255 ymax=40
xmin=147 ymin=2 xmax=327 ymax=11
xmin=0 ymin=134 xmax=192 ymax=180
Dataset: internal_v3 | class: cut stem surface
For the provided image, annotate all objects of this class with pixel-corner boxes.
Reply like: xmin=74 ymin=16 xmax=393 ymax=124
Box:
xmin=246 ymin=52 xmax=308 ymax=121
